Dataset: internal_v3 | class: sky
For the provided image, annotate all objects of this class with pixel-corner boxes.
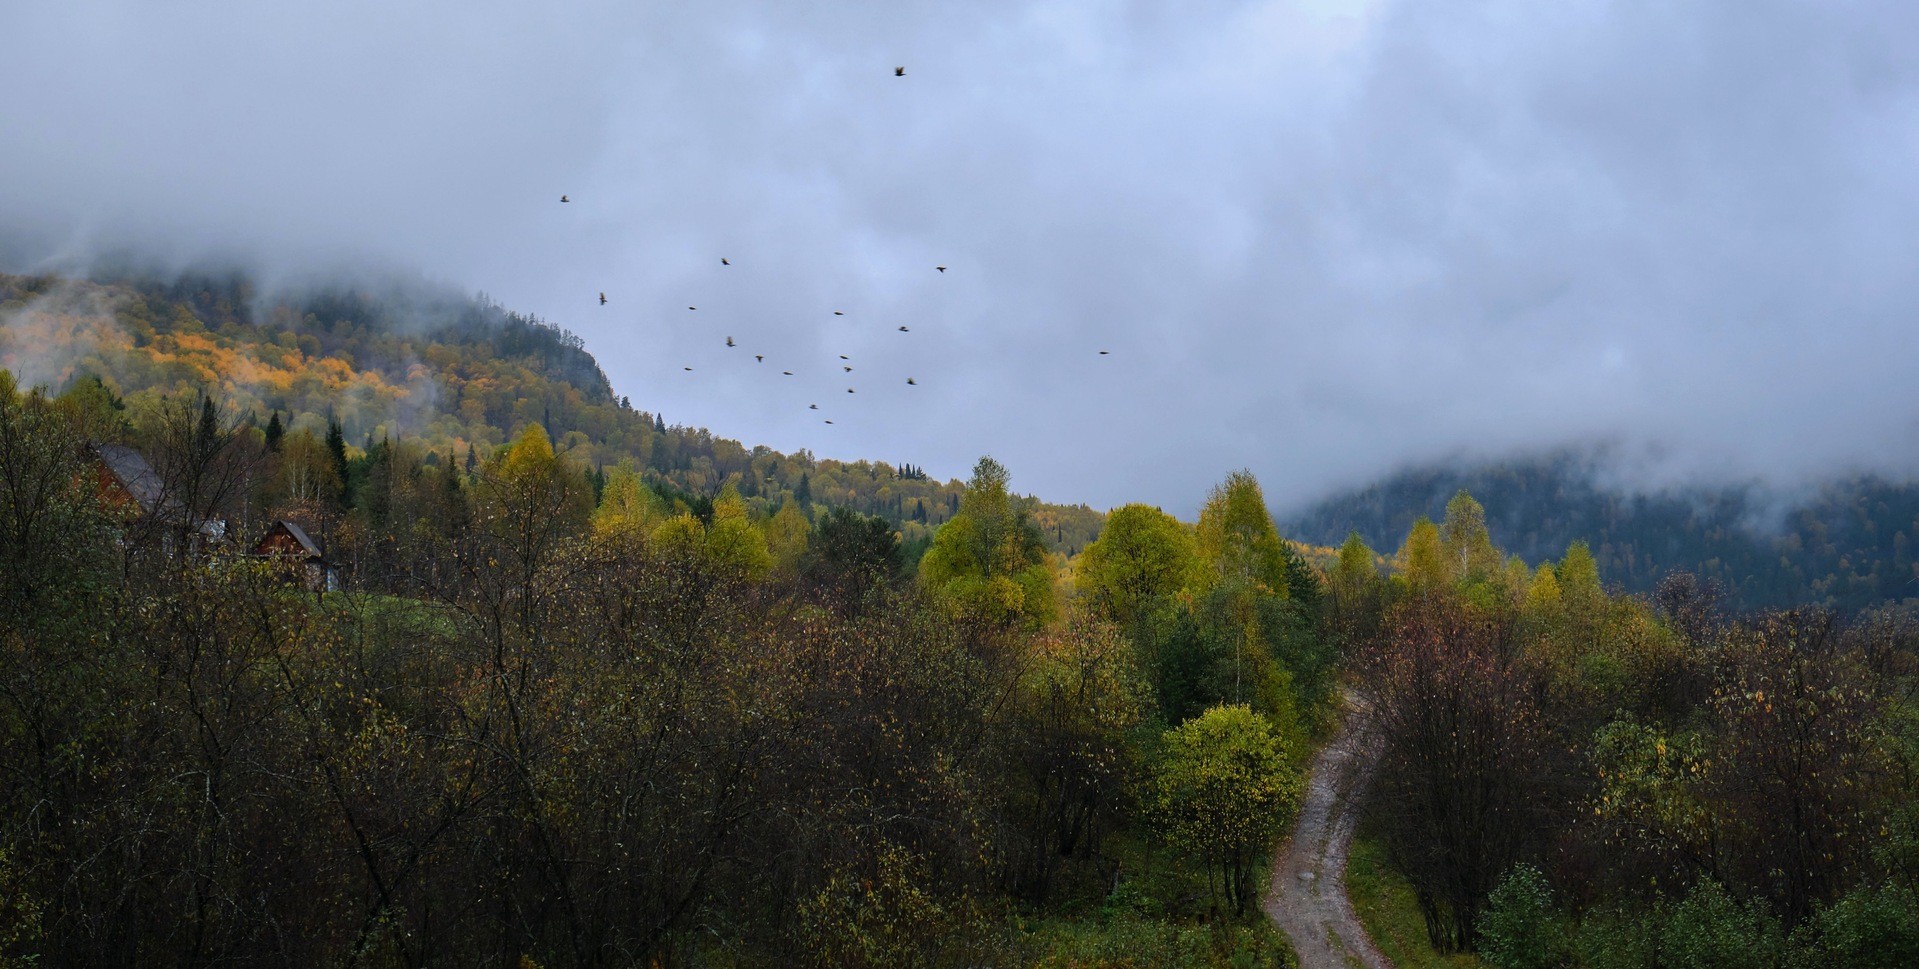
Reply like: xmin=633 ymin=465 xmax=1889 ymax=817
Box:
xmin=4 ymin=0 xmax=1919 ymax=515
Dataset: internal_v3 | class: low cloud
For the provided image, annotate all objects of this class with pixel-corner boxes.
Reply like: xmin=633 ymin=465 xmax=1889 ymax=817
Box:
xmin=6 ymin=0 xmax=1919 ymax=514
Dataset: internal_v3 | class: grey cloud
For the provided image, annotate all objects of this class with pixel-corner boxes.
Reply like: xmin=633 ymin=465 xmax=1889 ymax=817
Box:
xmin=5 ymin=0 xmax=1919 ymax=515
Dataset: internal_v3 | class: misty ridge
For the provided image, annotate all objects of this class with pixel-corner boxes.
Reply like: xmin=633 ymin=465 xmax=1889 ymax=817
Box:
xmin=0 ymin=259 xmax=1109 ymax=558
xmin=5 ymin=254 xmax=1917 ymax=617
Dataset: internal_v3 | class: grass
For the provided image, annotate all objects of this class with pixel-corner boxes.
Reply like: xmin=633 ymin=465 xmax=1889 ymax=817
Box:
xmin=1344 ymin=836 xmax=1484 ymax=969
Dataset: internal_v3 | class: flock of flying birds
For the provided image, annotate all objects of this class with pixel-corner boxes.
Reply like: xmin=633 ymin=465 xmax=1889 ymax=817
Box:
xmin=565 ymin=66 xmax=1110 ymax=428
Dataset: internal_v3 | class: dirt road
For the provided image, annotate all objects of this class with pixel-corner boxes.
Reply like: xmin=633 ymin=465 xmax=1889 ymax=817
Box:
xmin=1263 ymin=697 xmax=1391 ymax=969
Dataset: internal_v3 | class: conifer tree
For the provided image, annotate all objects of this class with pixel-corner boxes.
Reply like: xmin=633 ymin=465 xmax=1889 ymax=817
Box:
xmin=324 ymin=414 xmax=350 ymax=507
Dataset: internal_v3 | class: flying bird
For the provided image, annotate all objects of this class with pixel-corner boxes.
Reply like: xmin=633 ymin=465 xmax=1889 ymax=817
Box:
xmin=1099 ymin=350 xmax=1110 ymax=355
xmin=599 ymin=292 xmax=607 ymax=305
xmin=809 ymin=404 xmax=818 ymax=410
xmin=897 ymin=325 xmax=909 ymax=332
xmin=833 ymin=311 xmax=844 ymax=316
xmin=839 ymin=355 xmax=849 ymax=360
xmin=689 ymin=306 xmax=697 ymax=311
xmin=843 ymin=365 xmax=853 ymax=372
xmin=721 ymin=257 xmax=730 ymax=266
xmin=906 ymin=377 xmax=917 ymax=385
xmin=783 ymin=371 xmax=794 ymax=375
xmin=824 ymin=420 xmax=834 ymax=425
xmin=936 ymin=266 xmax=946 ymax=273
xmin=895 ymin=66 xmax=905 ymax=77
xmin=683 ymin=366 xmax=693 ymax=371
xmin=847 ymin=388 xmax=856 ymax=394
xmin=726 ymin=336 xmax=735 ymax=347
xmin=755 ymin=354 xmax=764 ymax=362
xmin=560 ymin=194 xmax=569 ymax=202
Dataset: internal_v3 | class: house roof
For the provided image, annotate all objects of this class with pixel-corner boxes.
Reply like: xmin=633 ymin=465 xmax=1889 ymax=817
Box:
xmin=256 ymin=520 xmax=325 ymax=560
xmin=90 ymin=442 xmax=166 ymax=512
xmin=277 ymin=520 xmax=323 ymax=558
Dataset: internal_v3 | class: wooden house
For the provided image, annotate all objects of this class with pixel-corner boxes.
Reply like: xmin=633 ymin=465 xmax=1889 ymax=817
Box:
xmin=87 ymin=442 xmax=166 ymax=522
xmin=252 ymin=520 xmax=339 ymax=593
xmin=85 ymin=442 xmax=228 ymax=553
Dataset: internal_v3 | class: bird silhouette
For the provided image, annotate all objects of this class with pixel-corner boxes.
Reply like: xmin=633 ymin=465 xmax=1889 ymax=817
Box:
xmin=783 ymin=370 xmax=794 ymax=375
xmin=720 ymin=257 xmax=730 ymax=266
xmin=936 ymin=266 xmax=946 ymax=272
xmin=683 ymin=366 xmax=693 ymax=371
xmin=906 ymin=377 xmax=917 ymax=385
xmin=689 ymin=306 xmax=697 ymax=311
xmin=847 ymin=388 xmax=856 ymax=394
xmin=726 ymin=336 xmax=735 ymax=347
xmin=895 ymin=66 xmax=905 ymax=77
xmin=809 ymin=404 xmax=819 ymax=410
xmin=599 ymin=292 xmax=607 ymax=305
xmin=843 ymin=365 xmax=853 ymax=372
xmin=833 ymin=311 xmax=844 ymax=316
xmin=839 ymin=355 xmax=850 ymax=360
xmin=897 ymin=325 xmax=909 ymax=332
xmin=560 ymin=194 xmax=570 ymax=202
xmin=755 ymin=354 xmax=764 ymax=362
xmin=824 ymin=420 xmax=834 ymax=425
xmin=1099 ymin=350 xmax=1110 ymax=355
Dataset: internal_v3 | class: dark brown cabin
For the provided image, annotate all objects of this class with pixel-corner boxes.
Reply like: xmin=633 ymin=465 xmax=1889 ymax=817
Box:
xmin=252 ymin=520 xmax=339 ymax=593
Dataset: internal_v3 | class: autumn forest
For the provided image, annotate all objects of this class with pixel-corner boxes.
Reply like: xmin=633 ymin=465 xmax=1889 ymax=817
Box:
xmin=2 ymin=271 xmax=1918 ymax=968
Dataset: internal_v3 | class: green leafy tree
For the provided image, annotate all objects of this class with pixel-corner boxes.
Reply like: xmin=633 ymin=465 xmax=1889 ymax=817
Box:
xmin=1396 ymin=516 xmax=1451 ymax=594
xmin=706 ymin=486 xmax=773 ymax=580
xmin=918 ymin=457 xmax=1055 ymax=629
xmin=1194 ymin=470 xmax=1288 ymax=597
xmin=1442 ymin=489 xmax=1503 ymax=582
xmin=1477 ymin=864 xmax=1574 ymax=969
xmin=1558 ymin=540 xmax=1604 ymax=613
xmin=1789 ymin=882 xmax=1919 ymax=968
xmin=763 ymin=499 xmax=812 ymax=574
xmin=591 ymin=464 xmax=666 ymax=537
xmin=1152 ymin=704 xmax=1301 ymax=915
xmin=1328 ymin=531 xmax=1384 ymax=643
xmin=1075 ymin=503 xmax=1196 ymax=626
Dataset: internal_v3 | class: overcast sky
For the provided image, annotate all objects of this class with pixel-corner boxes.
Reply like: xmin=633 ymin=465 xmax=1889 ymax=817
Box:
xmin=4 ymin=0 xmax=1918 ymax=514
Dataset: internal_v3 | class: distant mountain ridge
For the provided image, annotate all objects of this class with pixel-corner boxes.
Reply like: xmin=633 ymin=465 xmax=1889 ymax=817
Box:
xmin=0 ymin=268 xmax=1105 ymax=554
xmin=1279 ymin=452 xmax=1919 ymax=613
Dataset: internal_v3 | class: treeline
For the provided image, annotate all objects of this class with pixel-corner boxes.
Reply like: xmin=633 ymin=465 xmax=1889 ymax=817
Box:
xmin=0 ymin=270 xmax=1104 ymax=555
xmin=0 ymin=371 xmax=1329 ymax=966
xmin=1283 ymin=451 xmax=1919 ymax=614
xmin=1331 ymin=493 xmax=1919 ymax=965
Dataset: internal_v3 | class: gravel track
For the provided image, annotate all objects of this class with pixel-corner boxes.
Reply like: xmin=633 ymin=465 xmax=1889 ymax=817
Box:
xmin=1263 ymin=696 xmax=1391 ymax=969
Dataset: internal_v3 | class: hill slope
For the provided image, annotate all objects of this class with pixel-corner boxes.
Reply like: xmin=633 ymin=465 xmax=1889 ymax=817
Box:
xmin=0 ymin=269 xmax=1104 ymax=552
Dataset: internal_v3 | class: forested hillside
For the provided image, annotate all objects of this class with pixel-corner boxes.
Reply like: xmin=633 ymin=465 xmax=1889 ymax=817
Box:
xmin=0 ymin=362 xmax=1322 ymax=965
xmin=1282 ymin=453 xmax=1919 ymax=614
xmin=6 ymin=279 xmax=1919 ymax=965
xmin=0 ymin=270 xmax=1103 ymax=561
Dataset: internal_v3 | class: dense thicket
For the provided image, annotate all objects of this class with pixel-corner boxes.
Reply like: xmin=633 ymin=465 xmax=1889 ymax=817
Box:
xmin=1332 ymin=492 xmax=1919 ymax=965
xmin=0 ymin=375 xmax=1318 ymax=967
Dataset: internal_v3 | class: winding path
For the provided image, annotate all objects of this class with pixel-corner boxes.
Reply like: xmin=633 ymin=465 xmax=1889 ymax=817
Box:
xmin=1263 ymin=695 xmax=1391 ymax=969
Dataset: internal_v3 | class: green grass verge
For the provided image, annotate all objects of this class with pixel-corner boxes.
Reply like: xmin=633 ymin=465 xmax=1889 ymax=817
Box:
xmin=1344 ymin=837 xmax=1484 ymax=969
